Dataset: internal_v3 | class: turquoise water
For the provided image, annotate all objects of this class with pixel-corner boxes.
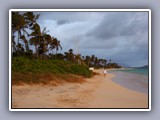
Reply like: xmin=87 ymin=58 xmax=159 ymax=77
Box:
xmin=108 ymin=68 xmax=149 ymax=94
xmin=116 ymin=68 xmax=148 ymax=76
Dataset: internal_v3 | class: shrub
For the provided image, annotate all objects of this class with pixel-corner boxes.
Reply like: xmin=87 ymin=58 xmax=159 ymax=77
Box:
xmin=12 ymin=57 xmax=92 ymax=77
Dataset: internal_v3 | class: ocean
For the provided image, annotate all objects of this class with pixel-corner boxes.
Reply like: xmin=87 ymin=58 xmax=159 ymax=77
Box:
xmin=115 ymin=68 xmax=148 ymax=76
xmin=108 ymin=68 xmax=149 ymax=94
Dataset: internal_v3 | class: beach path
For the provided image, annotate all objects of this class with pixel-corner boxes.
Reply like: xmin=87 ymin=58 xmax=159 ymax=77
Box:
xmin=12 ymin=69 xmax=148 ymax=108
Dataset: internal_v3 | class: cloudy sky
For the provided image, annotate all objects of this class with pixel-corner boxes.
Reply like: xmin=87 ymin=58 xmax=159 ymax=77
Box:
xmin=35 ymin=11 xmax=148 ymax=67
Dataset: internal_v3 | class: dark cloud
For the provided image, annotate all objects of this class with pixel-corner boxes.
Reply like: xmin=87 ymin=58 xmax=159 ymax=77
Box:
xmin=86 ymin=12 xmax=148 ymax=40
xmin=35 ymin=11 xmax=148 ymax=67
xmin=37 ymin=12 xmax=105 ymax=25
xmin=57 ymin=20 xmax=69 ymax=25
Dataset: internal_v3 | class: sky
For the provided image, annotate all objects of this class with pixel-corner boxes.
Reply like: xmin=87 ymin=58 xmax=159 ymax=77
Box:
xmin=35 ymin=11 xmax=149 ymax=67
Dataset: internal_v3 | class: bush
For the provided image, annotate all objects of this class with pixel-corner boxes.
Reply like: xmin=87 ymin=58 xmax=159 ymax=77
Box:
xmin=12 ymin=57 xmax=92 ymax=77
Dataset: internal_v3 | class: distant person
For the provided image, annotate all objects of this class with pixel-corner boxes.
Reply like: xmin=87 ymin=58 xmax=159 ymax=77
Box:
xmin=103 ymin=69 xmax=107 ymax=76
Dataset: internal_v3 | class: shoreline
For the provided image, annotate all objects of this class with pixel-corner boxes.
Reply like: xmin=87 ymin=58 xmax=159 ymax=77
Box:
xmin=108 ymin=69 xmax=148 ymax=94
xmin=12 ymin=69 xmax=148 ymax=108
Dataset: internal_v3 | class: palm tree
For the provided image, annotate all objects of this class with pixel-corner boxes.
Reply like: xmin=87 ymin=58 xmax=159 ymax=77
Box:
xmin=49 ymin=37 xmax=56 ymax=59
xmin=85 ymin=55 xmax=91 ymax=66
xmin=20 ymin=12 xmax=40 ymax=53
xmin=76 ymin=54 xmax=81 ymax=65
xmin=12 ymin=12 xmax=26 ymax=56
xmin=12 ymin=12 xmax=36 ymax=55
xmin=91 ymin=55 xmax=95 ymax=67
xmin=104 ymin=59 xmax=107 ymax=68
xmin=56 ymin=53 xmax=65 ymax=60
xmin=68 ymin=49 xmax=74 ymax=61
xmin=12 ymin=12 xmax=28 ymax=45
xmin=49 ymin=37 xmax=62 ymax=59
xmin=54 ymin=38 xmax=62 ymax=59
xmin=42 ymin=34 xmax=52 ymax=59
xmin=20 ymin=35 xmax=29 ymax=52
xmin=16 ymin=43 xmax=25 ymax=55
xmin=69 ymin=49 xmax=73 ymax=54
xmin=30 ymin=23 xmax=42 ymax=58
xmin=12 ymin=35 xmax=16 ymax=53
xmin=94 ymin=57 xmax=98 ymax=68
xmin=64 ymin=52 xmax=69 ymax=60
xmin=30 ymin=23 xmax=50 ymax=59
xmin=23 ymin=12 xmax=40 ymax=28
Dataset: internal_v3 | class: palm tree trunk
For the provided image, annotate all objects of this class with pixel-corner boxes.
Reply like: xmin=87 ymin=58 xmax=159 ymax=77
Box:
xmin=55 ymin=49 xmax=57 ymax=59
xmin=35 ymin=45 xmax=38 ymax=59
xmin=26 ymin=42 xmax=29 ymax=52
xmin=52 ymin=49 xmax=54 ymax=59
xmin=17 ymin=31 xmax=20 ymax=45
xmin=88 ymin=58 xmax=90 ymax=66
xmin=23 ymin=31 xmax=29 ymax=52
xmin=17 ymin=31 xmax=20 ymax=56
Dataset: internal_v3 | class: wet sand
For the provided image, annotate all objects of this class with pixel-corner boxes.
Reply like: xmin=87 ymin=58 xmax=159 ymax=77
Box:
xmin=12 ymin=69 xmax=148 ymax=108
xmin=109 ymin=70 xmax=148 ymax=94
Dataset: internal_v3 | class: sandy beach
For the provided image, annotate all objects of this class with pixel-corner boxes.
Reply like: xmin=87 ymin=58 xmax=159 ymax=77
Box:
xmin=12 ymin=69 xmax=148 ymax=108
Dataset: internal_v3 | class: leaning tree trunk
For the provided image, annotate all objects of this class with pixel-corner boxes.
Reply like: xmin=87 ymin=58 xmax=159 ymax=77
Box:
xmin=55 ymin=49 xmax=57 ymax=59
xmin=35 ymin=45 xmax=38 ymax=59
xmin=52 ymin=49 xmax=54 ymax=60
xmin=17 ymin=31 xmax=20 ymax=56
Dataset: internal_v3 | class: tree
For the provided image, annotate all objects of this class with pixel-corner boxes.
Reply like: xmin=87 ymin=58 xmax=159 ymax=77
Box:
xmin=69 ymin=49 xmax=73 ymax=54
xmin=56 ymin=53 xmax=65 ymax=60
xmin=30 ymin=23 xmax=42 ymax=58
xmin=38 ymin=34 xmax=52 ymax=60
xmin=49 ymin=37 xmax=56 ymax=59
xmin=16 ymin=43 xmax=25 ymax=55
xmin=85 ymin=55 xmax=91 ymax=66
xmin=68 ymin=49 xmax=74 ymax=61
xmin=94 ymin=57 xmax=99 ymax=68
xmin=49 ymin=37 xmax=62 ymax=59
xmin=64 ymin=52 xmax=69 ymax=60
xmin=90 ymin=55 xmax=95 ymax=67
xmin=30 ymin=23 xmax=50 ymax=59
xmin=23 ymin=12 xmax=40 ymax=28
xmin=20 ymin=35 xmax=29 ymax=52
xmin=12 ymin=12 xmax=39 ymax=55
xmin=103 ymin=59 xmax=107 ymax=68
xmin=75 ymin=54 xmax=81 ymax=65
xmin=12 ymin=12 xmax=28 ymax=50
xmin=12 ymin=35 xmax=16 ymax=53
xmin=22 ymin=12 xmax=40 ymax=53
xmin=53 ymin=38 xmax=62 ymax=59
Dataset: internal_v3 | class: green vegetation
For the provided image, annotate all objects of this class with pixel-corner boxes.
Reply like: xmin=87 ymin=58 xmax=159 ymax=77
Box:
xmin=106 ymin=63 xmax=122 ymax=69
xmin=12 ymin=57 xmax=92 ymax=85
xmin=12 ymin=57 xmax=92 ymax=77
xmin=11 ymin=12 xmax=121 ymax=85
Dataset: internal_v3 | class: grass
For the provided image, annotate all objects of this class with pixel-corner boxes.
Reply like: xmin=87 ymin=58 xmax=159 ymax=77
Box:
xmin=12 ymin=57 xmax=93 ymax=85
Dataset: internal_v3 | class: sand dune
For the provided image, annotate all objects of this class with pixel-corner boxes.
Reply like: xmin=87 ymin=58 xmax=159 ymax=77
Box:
xmin=12 ymin=69 xmax=148 ymax=108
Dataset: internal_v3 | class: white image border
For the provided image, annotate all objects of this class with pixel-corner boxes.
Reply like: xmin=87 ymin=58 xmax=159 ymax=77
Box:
xmin=9 ymin=9 xmax=151 ymax=111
